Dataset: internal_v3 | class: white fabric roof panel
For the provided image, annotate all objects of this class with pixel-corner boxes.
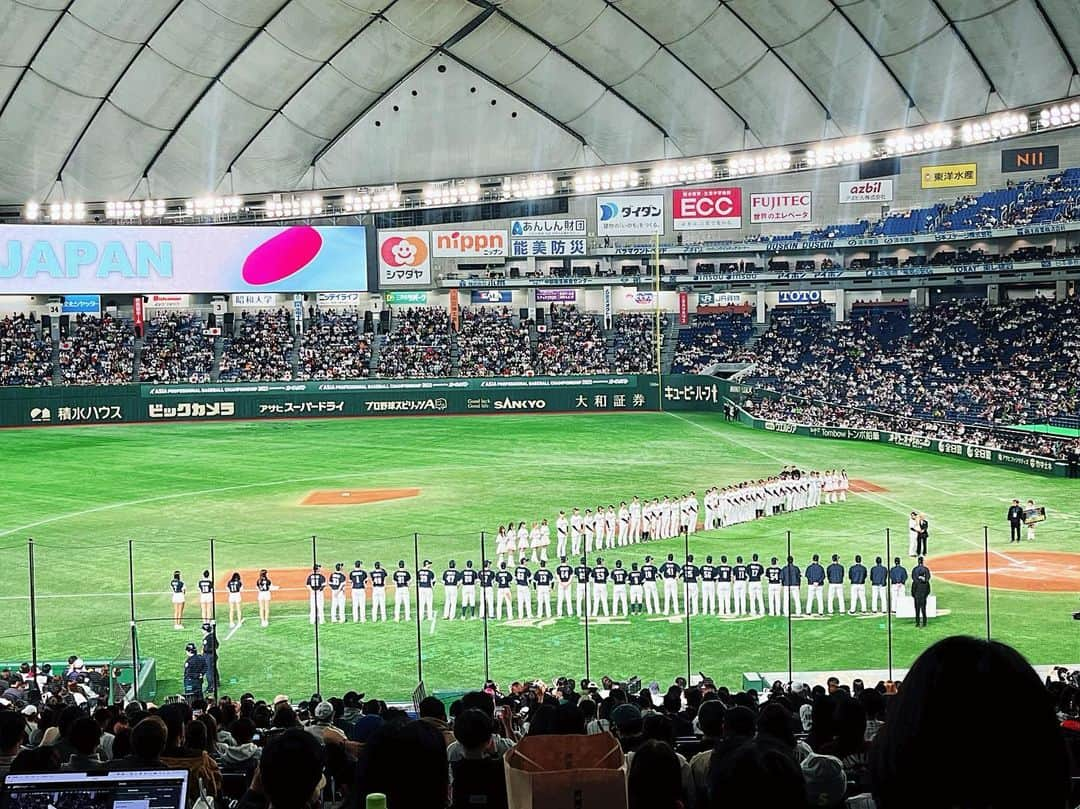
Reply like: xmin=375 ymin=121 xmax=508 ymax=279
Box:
xmin=0 ymin=0 xmax=1075 ymax=203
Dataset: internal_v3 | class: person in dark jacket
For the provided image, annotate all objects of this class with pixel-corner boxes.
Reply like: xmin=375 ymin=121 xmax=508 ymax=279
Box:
xmin=1006 ymin=500 xmax=1024 ymax=543
xmin=911 ymin=557 xmax=931 ymax=627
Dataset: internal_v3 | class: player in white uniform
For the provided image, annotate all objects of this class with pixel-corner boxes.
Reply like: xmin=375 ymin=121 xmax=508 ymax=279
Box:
xmin=328 ymin=563 xmax=348 ymax=623
xmin=556 ymin=512 xmax=569 ymax=559
xmin=369 ymin=562 xmax=388 ymax=622
xmin=459 ymin=560 xmax=478 ymax=618
xmin=629 ymin=497 xmax=642 ymax=543
xmin=570 ymin=508 xmax=583 ymax=556
xmin=392 ymin=561 xmax=411 ymax=622
xmin=617 ymin=502 xmax=630 ymax=546
xmin=603 ymin=507 xmax=616 ymax=551
xmin=686 ymin=492 xmax=699 ymax=535
xmin=306 ymin=565 xmax=326 ymax=625
xmin=591 ymin=558 xmax=610 ymax=617
xmin=556 ymin=557 xmax=574 ymax=617
xmin=534 ymin=560 xmax=553 ymax=619
xmin=350 ymin=561 xmax=367 ymax=623
xmin=908 ymin=511 xmax=919 ymax=557
xmin=611 ymin=560 xmax=628 ymax=616
xmin=582 ymin=509 xmax=594 ymax=554
xmin=442 ymin=562 xmax=459 ymax=620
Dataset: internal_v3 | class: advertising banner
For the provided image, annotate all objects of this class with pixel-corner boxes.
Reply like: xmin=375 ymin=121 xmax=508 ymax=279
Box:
xmin=839 ymin=179 xmax=893 ymax=203
xmin=921 ymin=163 xmax=977 ymax=188
xmin=0 ymin=225 xmax=369 ymax=294
xmin=378 ymin=231 xmax=431 ymax=286
xmin=449 ymin=288 xmax=459 ymax=331
xmin=470 ymin=289 xmax=513 ymax=304
xmin=510 ymin=219 xmax=587 ymax=237
xmin=145 ymin=293 xmax=191 ymax=309
xmin=673 ymin=188 xmax=741 ymax=230
xmin=509 ymin=238 xmax=587 ymax=258
xmin=535 ymin=289 xmax=577 ymax=303
xmin=778 ymin=290 xmax=822 ymax=305
xmin=1001 ymin=145 xmax=1058 ymax=173
xmin=698 ymin=292 xmax=744 ymax=307
xmin=132 ymin=296 xmax=143 ymax=333
xmin=749 ymin=192 xmax=812 ymax=224
xmin=61 ymin=294 xmax=101 ymax=314
xmin=316 ymin=292 xmax=361 ymax=306
xmin=621 ymin=290 xmax=656 ymax=310
xmin=597 ymin=195 xmax=665 ymax=237
xmin=383 ymin=291 xmax=428 ymax=305
xmin=293 ymin=293 xmax=304 ymax=334
xmin=602 ymin=285 xmax=612 ymax=328
xmin=432 ymin=230 xmax=507 ymax=259
xmin=678 ymin=291 xmax=688 ymax=325
xmin=232 ymin=293 xmax=277 ymax=308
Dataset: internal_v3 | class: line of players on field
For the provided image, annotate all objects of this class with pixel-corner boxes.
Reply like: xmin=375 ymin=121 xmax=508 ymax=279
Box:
xmin=271 ymin=552 xmax=929 ymax=625
xmin=494 ymin=469 xmax=850 ymax=566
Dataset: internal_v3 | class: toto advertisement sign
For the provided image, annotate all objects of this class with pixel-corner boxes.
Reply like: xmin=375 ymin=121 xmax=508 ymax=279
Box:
xmin=673 ymin=188 xmax=741 ymax=230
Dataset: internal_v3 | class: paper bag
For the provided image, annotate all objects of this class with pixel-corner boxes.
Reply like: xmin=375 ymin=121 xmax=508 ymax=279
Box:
xmin=504 ymin=732 xmax=627 ymax=809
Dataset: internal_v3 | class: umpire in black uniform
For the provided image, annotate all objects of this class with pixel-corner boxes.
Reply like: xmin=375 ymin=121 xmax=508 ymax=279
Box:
xmin=911 ymin=558 xmax=931 ymax=627
xmin=182 ymin=642 xmax=207 ymax=703
xmin=1007 ymin=500 xmax=1024 ymax=543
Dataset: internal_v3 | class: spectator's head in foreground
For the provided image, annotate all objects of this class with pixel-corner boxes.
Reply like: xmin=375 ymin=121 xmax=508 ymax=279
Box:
xmin=260 ymin=728 xmax=325 ymax=809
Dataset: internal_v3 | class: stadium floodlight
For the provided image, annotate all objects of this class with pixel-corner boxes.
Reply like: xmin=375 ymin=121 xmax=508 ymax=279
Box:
xmin=960 ymin=111 xmax=1028 ymax=144
xmin=883 ymin=126 xmax=953 ymax=155
xmin=805 ymin=139 xmax=871 ymax=167
xmin=187 ymin=196 xmax=243 ymax=217
xmin=344 ymin=185 xmax=401 ymax=213
xmin=649 ymin=160 xmax=713 ymax=186
xmin=502 ymin=174 xmax=556 ymax=199
xmin=1039 ymin=101 xmax=1080 ymax=128
xmin=727 ymin=150 xmax=791 ymax=176
xmin=573 ymin=169 xmax=640 ymax=194
xmin=422 ymin=180 xmax=481 ymax=206
xmin=23 ymin=201 xmax=39 ymax=221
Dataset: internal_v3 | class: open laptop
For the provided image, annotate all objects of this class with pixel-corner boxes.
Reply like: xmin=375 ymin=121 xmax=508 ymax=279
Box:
xmin=2 ymin=769 xmax=188 ymax=809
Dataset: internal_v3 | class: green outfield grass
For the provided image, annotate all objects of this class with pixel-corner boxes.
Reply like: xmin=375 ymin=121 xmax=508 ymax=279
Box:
xmin=0 ymin=411 xmax=1076 ymax=701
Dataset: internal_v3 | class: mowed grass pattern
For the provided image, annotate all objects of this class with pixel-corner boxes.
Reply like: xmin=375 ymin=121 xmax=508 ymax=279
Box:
xmin=0 ymin=412 xmax=1076 ymax=700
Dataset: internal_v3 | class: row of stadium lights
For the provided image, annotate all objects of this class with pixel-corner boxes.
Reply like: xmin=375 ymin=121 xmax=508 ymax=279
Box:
xmin=20 ymin=99 xmax=1080 ymax=224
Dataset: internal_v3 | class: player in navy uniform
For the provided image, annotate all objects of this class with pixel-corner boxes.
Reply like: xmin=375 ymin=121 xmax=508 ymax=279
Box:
xmin=306 ymin=564 xmax=326 ymax=625
xmin=460 ymin=560 xmax=478 ymax=618
xmin=182 ymin=643 xmax=207 ymax=703
xmin=591 ymin=558 xmax=610 ymax=616
xmin=534 ymin=560 xmax=554 ymax=618
xmin=682 ymin=555 xmax=700 ymax=616
xmin=350 ymin=561 xmax=367 ymax=623
xmin=661 ymin=554 xmax=680 ymax=615
xmin=226 ymin=572 xmax=243 ymax=628
xmin=495 ymin=562 xmax=514 ymax=620
xmin=765 ymin=557 xmax=782 ymax=616
xmin=641 ymin=556 xmax=660 ymax=615
xmin=329 ymin=563 xmax=347 ymax=623
xmin=256 ymin=569 xmax=273 ymax=627
xmin=732 ymin=557 xmax=749 ymax=615
xmin=747 ymin=554 xmax=765 ymax=616
xmin=805 ymin=555 xmax=826 ymax=615
xmin=197 ymin=570 xmax=214 ymax=623
xmin=848 ymin=555 xmax=868 ymax=614
xmin=478 ymin=561 xmax=495 ymax=619
xmin=555 ymin=557 xmax=574 ymax=617
xmin=369 ymin=562 xmax=387 ymax=622
xmin=825 ymin=555 xmax=845 ymax=614
xmin=888 ymin=557 xmax=908 ymax=613
xmin=781 ymin=556 xmax=802 ymax=615
xmin=514 ymin=559 xmax=533 ymax=619
xmin=393 ymin=561 xmax=412 ymax=622
xmin=417 ymin=560 xmax=435 ymax=621
xmin=716 ymin=556 xmax=733 ymax=616
xmin=170 ymin=571 xmax=186 ymax=630
xmin=611 ymin=560 xmax=629 ymax=616
xmin=574 ymin=557 xmax=591 ymax=617
xmin=699 ymin=556 xmax=716 ymax=615
xmin=870 ymin=556 xmax=888 ymax=613
xmin=628 ymin=563 xmax=644 ymax=614
xmin=442 ymin=561 xmax=460 ymax=620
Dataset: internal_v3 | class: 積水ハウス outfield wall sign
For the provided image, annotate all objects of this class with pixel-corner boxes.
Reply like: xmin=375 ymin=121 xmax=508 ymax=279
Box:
xmin=0 ymin=225 xmax=372 ymax=293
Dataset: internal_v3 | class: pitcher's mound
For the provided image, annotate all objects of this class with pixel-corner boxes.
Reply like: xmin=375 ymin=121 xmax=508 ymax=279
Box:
xmin=301 ymin=488 xmax=420 ymax=506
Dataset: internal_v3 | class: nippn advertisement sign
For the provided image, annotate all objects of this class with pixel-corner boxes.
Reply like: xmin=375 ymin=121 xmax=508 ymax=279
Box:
xmin=432 ymin=230 xmax=507 ymax=259
xmin=673 ymin=188 xmax=741 ymax=230
xmin=378 ymin=231 xmax=431 ymax=286
xmin=749 ymin=192 xmax=812 ymax=224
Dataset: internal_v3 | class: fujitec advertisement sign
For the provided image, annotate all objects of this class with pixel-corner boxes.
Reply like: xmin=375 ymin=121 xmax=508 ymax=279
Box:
xmin=597 ymin=195 xmax=665 ymax=237
xmin=749 ymin=192 xmax=812 ymax=224
xmin=839 ymin=180 xmax=893 ymax=204
xmin=378 ymin=231 xmax=431 ymax=286
xmin=673 ymin=188 xmax=741 ymax=230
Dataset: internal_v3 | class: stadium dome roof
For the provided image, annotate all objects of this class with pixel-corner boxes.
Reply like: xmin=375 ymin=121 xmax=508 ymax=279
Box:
xmin=1 ymin=0 xmax=1078 ymax=205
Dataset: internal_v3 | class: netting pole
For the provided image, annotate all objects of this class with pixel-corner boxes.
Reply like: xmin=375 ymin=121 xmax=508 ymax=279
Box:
xmin=27 ymin=537 xmax=38 ymax=685
xmin=654 ymin=232 xmax=663 ymax=412
xmin=785 ymin=531 xmax=793 ymax=686
xmin=209 ymin=536 xmax=219 ymax=702
xmin=127 ymin=539 xmax=139 ymax=703
xmin=311 ymin=535 xmax=321 ymax=697
xmin=983 ymin=525 xmax=991 ymax=640
xmin=683 ymin=531 xmax=691 ymax=686
xmin=583 ymin=548 xmax=591 ymax=683
xmin=885 ymin=528 xmax=893 ymax=680
xmin=480 ymin=532 xmax=489 ymax=682
xmin=413 ymin=533 xmax=423 ymax=686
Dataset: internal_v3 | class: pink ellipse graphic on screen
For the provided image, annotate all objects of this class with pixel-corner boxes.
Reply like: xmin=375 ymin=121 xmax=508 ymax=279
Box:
xmin=242 ymin=226 xmax=323 ymax=285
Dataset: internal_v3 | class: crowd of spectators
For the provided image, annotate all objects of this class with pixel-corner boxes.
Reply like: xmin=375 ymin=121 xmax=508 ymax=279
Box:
xmin=0 ymin=314 xmax=52 ymax=387
xmin=139 ymin=313 xmax=214 ymax=384
xmin=298 ymin=310 xmax=373 ymax=381
xmin=0 ymin=637 xmax=1073 ymax=809
xmin=59 ymin=314 xmax=134 ymax=385
xmin=534 ymin=306 xmax=607 ymax=375
xmin=741 ymin=297 xmax=1080 ymax=430
xmin=376 ymin=307 xmax=452 ymax=378
xmin=457 ymin=307 xmax=533 ymax=377
xmin=612 ymin=313 xmax=667 ymax=374
xmin=218 ymin=310 xmax=294 ymax=383
xmin=672 ymin=310 xmax=754 ymax=373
